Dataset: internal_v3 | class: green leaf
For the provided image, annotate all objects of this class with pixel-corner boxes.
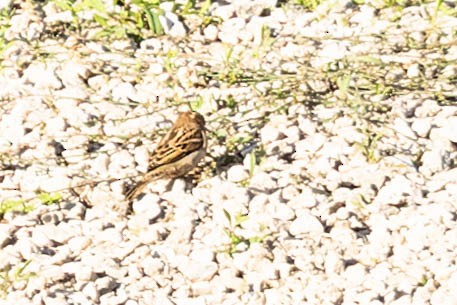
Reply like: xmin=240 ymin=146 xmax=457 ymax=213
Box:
xmin=223 ymin=208 xmax=232 ymax=225
xmin=38 ymin=192 xmax=62 ymax=205
xmin=182 ymin=0 xmax=196 ymax=14
xmin=113 ymin=27 xmax=127 ymax=39
xmin=15 ymin=260 xmax=31 ymax=277
xmin=348 ymin=55 xmax=383 ymax=65
xmin=249 ymin=150 xmax=256 ymax=177
xmin=199 ymin=0 xmax=211 ymax=15
xmin=93 ymin=14 xmax=108 ymax=27
xmin=234 ymin=213 xmax=248 ymax=225
xmin=148 ymin=9 xmax=164 ymax=35
xmin=83 ymin=0 xmax=106 ymax=13
xmin=337 ymin=74 xmax=351 ymax=96
xmin=54 ymin=0 xmax=73 ymax=11
xmin=144 ymin=8 xmax=154 ymax=30
xmin=190 ymin=96 xmax=204 ymax=111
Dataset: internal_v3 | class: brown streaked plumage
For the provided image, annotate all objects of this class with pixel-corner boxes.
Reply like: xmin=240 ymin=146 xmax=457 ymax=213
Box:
xmin=125 ymin=111 xmax=206 ymax=201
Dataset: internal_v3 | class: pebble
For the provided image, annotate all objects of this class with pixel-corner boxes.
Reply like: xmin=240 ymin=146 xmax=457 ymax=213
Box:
xmin=411 ymin=118 xmax=432 ymax=137
xmin=373 ymin=175 xmax=417 ymax=206
xmin=212 ymin=4 xmax=235 ymax=21
xmin=227 ymin=165 xmax=249 ymax=182
xmin=203 ymin=24 xmax=219 ymax=41
xmin=289 ymin=213 xmax=324 ymax=236
xmin=178 ymin=258 xmax=218 ymax=282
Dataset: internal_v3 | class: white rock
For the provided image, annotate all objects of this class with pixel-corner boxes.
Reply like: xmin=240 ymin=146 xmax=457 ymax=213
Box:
xmin=59 ymin=61 xmax=91 ymax=86
xmin=112 ymin=82 xmax=136 ymax=102
xmin=212 ymin=4 xmax=235 ymax=21
xmin=95 ymin=276 xmax=117 ymax=294
xmin=411 ymin=118 xmax=431 ymax=137
xmin=426 ymin=168 xmax=457 ymax=192
xmin=315 ymin=41 xmax=349 ymax=66
xmin=344 ymin=264 xmax=367 ymax=288
xmin=44 ymin=223 xmax=78 ymax=244
xmin=0 ymin=0 xmax=11 ymax=9
xmin=393 ymin=118 xmax=416 ymax=139
xmin=244 ymin=16 xmax=270 ymax=44
xmin=431 ymin=285 xmax=457 ymax=304
xmin=329 ymin=223 xmax=357 ymax=245
xmin=132 ymin=194 xmax=162 ymax=220
xmin=218 ymin=30 xmax=239 ymax=45
xmin=267 ymin=203 xmax=295 ymax=221
xmin=442 ymin=116 xmax=457 ymax=143
xmin=233 ymin=0 xmax=277 ymax=19
xmin=281 ymin=185 xmax=300 ymax=201
xmin=420 ymin=142 xmax=448 ymax=176
xmin=43 ymin=295 xmax=67 ymax=305
xmin=16 ymin=238 xmax=38 ymax=260
xmin=415 ymin=99 xmax=441 ymax=117
xmin=6 ymin=14 xmax=43 ymax=41
xmin=40 ymin=174 xmax=71 ymax=193
xmin=0 ymin=224 xmax=13 ymax=247
xmin=31 ymin=229 xmax=53 ymax=248
xmin=324 ymin=251 xmax=343 ymax=275
xmin=82 ymin=282 xmax=99 ymax=301
xmin=350 ymin=5 xmax=375 ymax=24
xmin=373 ymin=175 xmax=417 ymax=206
xmin=0 ymin=113 xmax=24 ymax=140
xmin=250 ymin=172 xmax=277 ymax=192
xmin=288 ymin=188 xmax=317 ymax=208
xmin=169 ymin=22 xmax=187 ymax=38
xmin=140 ymin=38 xmax=162 ymax=53
xmin=289 ymin=213 xmax=323 ymax=236
xmin=42 ymin=265 xmax=66 ymax=283
xmin=45 ymin=117 xmax=66 ymax=135
xmin=45 ymin=10 xmax=73 ymax=23
xmin=96 ymin=227 xmax=123 ymax=244
xmin=140 ymin=257 xmax=164 ymax=277
xmin=178 ymin=258 xmax=218 ymax=282
xmin=407 ymin=63 xmax=422 ymax=78
xmin=442 ymin=65 xmax=457 ymax=78
xmin=88 ymin=74 xmax=109 ymax=90
xmin=159 ymin=1 xmax=174 ymax=11
xmin=147 ymin=62 xmax=164 ymax=75
xmin=203 ymin=24 xmax=218 ymax=41
xmin=227 ymin=165 xmax=249 ymax=182
xmin=283 ymin=125 xmax=301 ymax=142
xmin=68 ymin=236 xmax=91 ymax=253
xmin=109 ymin=150 xmax=135 ymax=172
xmin=91 ymin=153 xmax=110 ymax=177
xmin=220 ymin=17 xmax=245 ymax=37
xmin=22 ymin=62 xmax=62 ymax=89
xmin=294 ymin=133 xmax=326 ymax=159
xmin=189 ymin=248 xmax=214 ymax=263
xmin=159 ymin=12 xmax=185 ymax=37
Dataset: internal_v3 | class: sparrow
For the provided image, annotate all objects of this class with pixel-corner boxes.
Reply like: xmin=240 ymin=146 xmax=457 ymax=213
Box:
xmin=125 ymin=111 xmax=207 ymax=201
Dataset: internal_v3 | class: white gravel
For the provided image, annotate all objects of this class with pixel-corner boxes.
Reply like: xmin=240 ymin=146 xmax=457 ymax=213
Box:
xmin=0 ymin=0 xmax=457 ymax=304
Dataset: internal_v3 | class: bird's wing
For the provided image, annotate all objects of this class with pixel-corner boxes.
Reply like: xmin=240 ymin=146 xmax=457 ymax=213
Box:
xmin=149 ymin=126 xmax=204 ymax=170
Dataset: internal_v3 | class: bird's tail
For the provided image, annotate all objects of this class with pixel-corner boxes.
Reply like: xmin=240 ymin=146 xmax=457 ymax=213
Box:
xmin=124 ymin=180 xmax=147 ymax=201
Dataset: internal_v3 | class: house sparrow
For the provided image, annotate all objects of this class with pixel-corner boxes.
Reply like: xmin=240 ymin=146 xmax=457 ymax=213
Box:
xmin=125 ymin=111 xmax=207 ymax=201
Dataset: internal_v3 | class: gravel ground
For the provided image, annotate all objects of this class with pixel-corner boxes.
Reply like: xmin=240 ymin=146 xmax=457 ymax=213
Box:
xmin=1 ymin=0 xmax=457 ymax=304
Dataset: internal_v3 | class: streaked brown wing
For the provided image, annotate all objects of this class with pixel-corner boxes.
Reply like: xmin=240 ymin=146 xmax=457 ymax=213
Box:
xmin=148 ymin=126 xmax=204 ymax=170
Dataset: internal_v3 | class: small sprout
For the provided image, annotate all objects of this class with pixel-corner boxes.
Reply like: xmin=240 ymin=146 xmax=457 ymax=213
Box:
xmin=0 ymin=260 xmax=36 ymax=298
xmin=0 ymin=199 xmax=34 ymax=217
xmin=249 ymin=150 xmax=256 ymax=178
xmin=190 ymin=96 xmax=204 ymax=111
xmin=221 ymin=209 xmax=267 ymax=256
xmin=38 ymin=192 xmax=62 ymax=205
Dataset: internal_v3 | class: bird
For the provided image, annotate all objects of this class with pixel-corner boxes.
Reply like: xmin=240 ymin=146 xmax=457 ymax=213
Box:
xmin=125 ymin=111 xmax=207 ymax=201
